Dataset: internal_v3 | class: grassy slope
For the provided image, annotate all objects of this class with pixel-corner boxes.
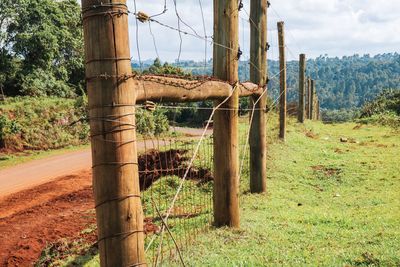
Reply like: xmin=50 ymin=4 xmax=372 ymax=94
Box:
xmin=175 ymin=119 xmax=400 ymax=266
xmin=0 ymin=97 xmax=89 ymax=155
xmin=45 ymin=117 xmax=400 ymax=266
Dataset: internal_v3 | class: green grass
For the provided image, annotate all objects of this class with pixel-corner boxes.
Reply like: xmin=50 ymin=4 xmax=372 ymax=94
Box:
xmin=0 ymin=144 xmax=89 ymax=170
xmin=43 ymin=116 xmax=400 ymax=266
xmin=171 ymin=118 xmax=400 ymax=266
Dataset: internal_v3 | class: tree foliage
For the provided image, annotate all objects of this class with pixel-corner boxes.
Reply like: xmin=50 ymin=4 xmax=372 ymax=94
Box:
xmin=0 ymin=0 xmax=84 ymax=97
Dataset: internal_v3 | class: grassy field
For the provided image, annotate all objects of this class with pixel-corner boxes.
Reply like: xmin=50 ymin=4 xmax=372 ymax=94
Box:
xmin=41 ymin=117 xmax=400 ymax=266
xmin=172 ymin=118 xmax=400 ymax=266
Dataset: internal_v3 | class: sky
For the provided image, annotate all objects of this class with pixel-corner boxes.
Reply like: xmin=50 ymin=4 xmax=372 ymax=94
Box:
xmin=123 ymin=0 xmax=400 ymax=62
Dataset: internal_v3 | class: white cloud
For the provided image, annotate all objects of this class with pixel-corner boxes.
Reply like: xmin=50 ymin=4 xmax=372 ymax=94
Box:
xmin=121 ymin=0 xmax=400 ymax=62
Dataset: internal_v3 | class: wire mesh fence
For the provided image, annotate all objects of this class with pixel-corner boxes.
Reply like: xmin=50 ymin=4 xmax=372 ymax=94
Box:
xmin=136 ymin=124 xmax=214 ymax=265
xmin=80 ymin=0 xmax=305 ymax=265
xmin=134 ymin=105 xmax=256 ymax=265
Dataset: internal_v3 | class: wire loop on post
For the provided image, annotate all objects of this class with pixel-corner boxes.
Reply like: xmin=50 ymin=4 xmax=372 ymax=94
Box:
xmin=97 ymin=229 xmax=145 ymax=244
xmin=95 ymin=194 xmax=142 ymax=209
xmin=86 ymin=57 xmax=132 ymax=64
xmin=92 ymin=162 xmax=139 ymax=169
xmin=81 ymin=2 xmax=128 ymax=13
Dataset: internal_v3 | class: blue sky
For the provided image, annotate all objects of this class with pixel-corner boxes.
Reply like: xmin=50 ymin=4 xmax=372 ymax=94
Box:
xmin=121 ymin=0 xmax=400 ymax=62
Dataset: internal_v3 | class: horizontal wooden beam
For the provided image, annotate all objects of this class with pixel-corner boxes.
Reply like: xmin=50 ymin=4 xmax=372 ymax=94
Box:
xmin=135 ymin=76 xmax=263 ymax=103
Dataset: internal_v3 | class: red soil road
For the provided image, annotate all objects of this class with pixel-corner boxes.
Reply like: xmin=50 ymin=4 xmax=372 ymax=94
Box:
xmin=0 ymin=150 xmax=92 ymax=197
xmin=0 ymin=127 xmax=211 ymax=197
xmin=0 ymin=170 xmax=95 ymax=267
xmin=0 ymin=127 xmax=211 ymax=266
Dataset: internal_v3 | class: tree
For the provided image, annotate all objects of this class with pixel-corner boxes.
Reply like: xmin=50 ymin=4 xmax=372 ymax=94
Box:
xmin=0 ymin=0 xmax=84 ymax=97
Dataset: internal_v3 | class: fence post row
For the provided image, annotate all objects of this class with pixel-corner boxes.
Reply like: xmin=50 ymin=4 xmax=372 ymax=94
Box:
xmin=298 ymin=54 xmax=306 ymax=123
xmin=212 ymin=0 xmax=240 ymax=228
xmin=278 ymin=21 xmax=287 ymax=141
xmin=80 ymin=0 xmax=275 ymax=264
xmin=81 ymin=0 xmax=146 ymax=266
xmin=249 ymin=0 xmax=268 ymax=193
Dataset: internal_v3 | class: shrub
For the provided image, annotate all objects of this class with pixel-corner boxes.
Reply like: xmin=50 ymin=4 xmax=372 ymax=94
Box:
xmin=0 ymin=114 xmax=22 ymax=148
xmin=358 ymin=111 xmax=400 ymax=129
xmin=135 ymin=108 xmax=169 ymax=136
xmin=0 ymin=97 xmax=88 ymax=151
xmin=359 ymin=89 xmax=400 ymax=129
xmin=360 ymin=89 xmax=400 ymax=117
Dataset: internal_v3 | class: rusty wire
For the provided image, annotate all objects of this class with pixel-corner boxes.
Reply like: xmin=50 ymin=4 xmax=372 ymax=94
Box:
xmin=82 ymin=1 xmax=292 ymax=265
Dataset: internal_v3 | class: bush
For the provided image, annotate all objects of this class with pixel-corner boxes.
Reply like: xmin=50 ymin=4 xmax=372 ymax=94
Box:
xmin=136 ymin=108 xmax=169 ymax=136
xmin=0 ymin=114 xmax=22 ymax=148
xmin=0 ymin=97 xmax=88 ymax=151
xmin=358 ymin=89 xmax=400 ymax=129
xmin=358 ymin=111 xmax=400 ymax=129
xmin=360 ymin=89 xmax=400 ymax=117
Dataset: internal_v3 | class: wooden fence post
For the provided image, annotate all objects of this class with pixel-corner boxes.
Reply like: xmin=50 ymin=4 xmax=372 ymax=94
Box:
xmin=307 ymin=79 xmax=310 ymax=119
xmin=278 ymin=21 xmax=286 ymax=140
xmin=81 ymin=1 xmax=146 ymax=266
xmin=213 ymin=0 xmax=240 ymax=227
xmin=310 ymin=79 xmax=315 ymax=120
xmin=298 ymin=54 xmax=306 ymax=123
xmin=249 ymin=0 xmax=267 ymax=193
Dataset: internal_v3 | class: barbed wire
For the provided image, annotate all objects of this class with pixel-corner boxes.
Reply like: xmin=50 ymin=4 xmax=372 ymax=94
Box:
xmin=128 ymin=2 xmax=273 ymax=79
xmin=133 ymin=0 xmax=143 ymax=71
xmin=82 ymin=2 xmax=307 ymax=265
xmin=198 ymin=0 xmax=208 ymax=74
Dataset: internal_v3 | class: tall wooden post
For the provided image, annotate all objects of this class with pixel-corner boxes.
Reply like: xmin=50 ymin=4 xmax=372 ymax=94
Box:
xmin=81 ymin=1 xmax=146 ymax=266
xmin=298 ymin=54 xmax=306 ymax=123
xmin=278 ymin=21 xmax=286 ymax=140
xmin=307 ymin=78 xmax=312 ymax=119
xmin=249 ymin=0 xmax=267 ymax=193
xmin=314 ymin=94 xmax=319 ymax=120
xmin=310 ymin=80 xmax=315 ymax=120
xmin=213 ymin=0 xmax=240 ymax=227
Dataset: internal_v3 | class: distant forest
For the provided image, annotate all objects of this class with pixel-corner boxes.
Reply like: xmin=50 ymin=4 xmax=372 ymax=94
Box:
xmin=1 ymin=1 xmax=399 ymax=111
xmin=133 ymin=53 xmax=400 ymax=110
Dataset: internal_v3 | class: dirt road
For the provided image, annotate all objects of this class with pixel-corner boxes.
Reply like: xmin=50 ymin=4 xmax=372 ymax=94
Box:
xmin=0 ymin=150 xmax=92 ymax=197
xmin=0 ymin=127 xmax=211 ymax=197
xmin=0 ymin=170 xmax=95 ymax=266
xmin=0 ymin=127 xmax=211 ymax=266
